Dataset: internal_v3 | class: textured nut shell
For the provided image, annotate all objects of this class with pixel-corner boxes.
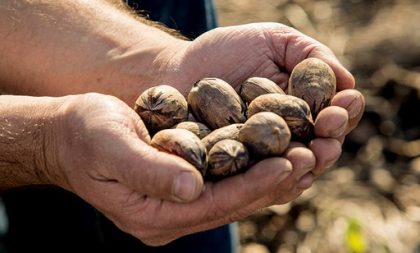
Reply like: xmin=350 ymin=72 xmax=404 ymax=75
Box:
xmin=239 ymin=112 xmax=291 ymax=157
xmin=248 ymin=94 xmax=314 ymax=141
xmin=188 ymin=78 xmax=246 ymax=129
xmin=208 ymin=139 xmax=249 ymax=177
xmin=134 ymin=85 xmax=188 ymax=134
xmin=201 ymin=123 xmax=244 ymax=152
xmin=239 ymin=77 xmax=285 ymax=104
xmin=172 ymin=121 xmax=211 ymax=139
xmin=151 ymin=129 xmax=207 ymax=175
xmin=288 ymin=58 xmax=336 ymax=117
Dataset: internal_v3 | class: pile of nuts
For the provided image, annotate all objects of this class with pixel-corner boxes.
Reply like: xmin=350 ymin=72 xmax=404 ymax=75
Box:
xmin=134 ymin=58 xmax=336 ymax=180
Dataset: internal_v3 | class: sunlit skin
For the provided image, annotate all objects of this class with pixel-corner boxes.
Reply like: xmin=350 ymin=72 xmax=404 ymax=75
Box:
xmin=0 ymin=0 xmax=364 ymax=246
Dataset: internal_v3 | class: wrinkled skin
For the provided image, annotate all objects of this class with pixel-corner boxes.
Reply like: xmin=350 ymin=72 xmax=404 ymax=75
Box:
xmin=52 ymin=93 xmax=318 ymax=246
xmin=42 ymin=23 xmax=365 ymax=246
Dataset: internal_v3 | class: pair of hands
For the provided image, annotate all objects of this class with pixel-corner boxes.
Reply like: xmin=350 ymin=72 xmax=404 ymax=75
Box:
xmin=45 ymin=23 xmax=364 ymax=245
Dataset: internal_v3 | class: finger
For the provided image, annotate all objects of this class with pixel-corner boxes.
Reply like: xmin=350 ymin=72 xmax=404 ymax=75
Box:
xmin=111 ymin=140 xmax=204 ymax=203
xmin=314 ymin=106 xmax=349 ymax=138
xmin=143 ymin=159 xmax=300 ymax=244
xmin=297 ymin=172 xmax=314 ymax=189
xmin=150 ymin=158 xmax=293 ymax=229
xmin=289 ymin=141 xmax=316 ymax=190
xmin=173 ymin=150 xmax=312 ymax=227
xmin=163 ymin=172 xmax=307 ymax=243
xmin=284 ymin=146 xmax=316 ymax=181
xmin=309 ymin=138 xmax=342 ymax=177
xmin=331 ymin=89 xmax=365 ymax=134
xmin=133 ymin=159 xmax=299 ymax=245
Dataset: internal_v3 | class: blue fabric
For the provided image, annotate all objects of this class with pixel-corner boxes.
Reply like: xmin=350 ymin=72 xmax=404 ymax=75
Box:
xmin=126 ymin=0 xmax=218 ymax=39
xmin=2 ymin=187 xmax=236 ymax=253
xmin=98 ymin=211 xmax=236 ymax=253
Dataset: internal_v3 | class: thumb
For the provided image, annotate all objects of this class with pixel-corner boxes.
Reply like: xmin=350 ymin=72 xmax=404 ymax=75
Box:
xmin=113 ymin=140 xmax=204 ymax=203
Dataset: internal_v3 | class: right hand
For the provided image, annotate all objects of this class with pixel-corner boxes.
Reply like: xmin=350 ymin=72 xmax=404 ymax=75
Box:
xmin=42 ymin=93 xmax=316 ymax=246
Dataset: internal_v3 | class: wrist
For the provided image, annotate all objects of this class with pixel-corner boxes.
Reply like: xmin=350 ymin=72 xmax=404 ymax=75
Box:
xmin=101 ymin=34 xmax=191 ymax=105
xmin=0 ymin=95 xmax=67 ymax=190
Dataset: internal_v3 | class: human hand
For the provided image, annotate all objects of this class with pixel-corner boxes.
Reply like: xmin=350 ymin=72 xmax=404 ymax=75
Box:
xmin=166 ymin=22 xmax=365 ymax=181
xmin=35 ymin=93 xmax=317 ymax=245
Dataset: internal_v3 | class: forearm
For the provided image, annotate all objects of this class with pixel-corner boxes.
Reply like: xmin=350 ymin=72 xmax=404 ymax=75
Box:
xmin=0 ymin=0 xmax=188 ymax=104
xmin=0 ymin=95 xmax=64 ymax=190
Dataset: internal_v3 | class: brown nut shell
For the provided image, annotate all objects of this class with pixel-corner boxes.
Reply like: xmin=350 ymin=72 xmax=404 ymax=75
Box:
xmin=247 ymin=94 xmax=314 ymax=141
xmin=172 ymin=121 xmax=211 ymax=139
xmin=188 ymin=78 xmax=246 ymax=129
xmin=239 ymin=77 xmax=285 ymax=104
xmin=288 ymin=58 xmax=336 ymax=117
xmin=134 ymin=85 xmax=188 ymax=134
xmin=239 ymin=112 xmax=291 ymax=157
xmin=208 ymin=139 xmax=249 ymax=178
xmin=201 ymin=123 xmax=244 ymax=152
xmin=151 ymin=129 xmax=207 ymax=175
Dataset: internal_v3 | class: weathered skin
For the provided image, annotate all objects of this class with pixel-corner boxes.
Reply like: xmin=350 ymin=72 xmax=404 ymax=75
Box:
xmin=134 ymin=85 xmax=188 ymax=135
xmin=239 ymin=77 xmax=285 ymax=104
xmin=247 ymin=94 xmax=314 ymax=141
xmin=207 ymin=139 xmax=249 ymax=178
xmin=151 ymin=129 xmax=207 ymax=176
xmin=201 ymin=123 xmax=244 ymax=152
xmin=239 ymin=112 xmax=291 ymax=157
xmin=188 ymin=78 xmax=246 ymax=129
xmin=288 ymin=58 xmax=336 ymax=117
xmin=172 ymin=121 xmax=211 ymax=139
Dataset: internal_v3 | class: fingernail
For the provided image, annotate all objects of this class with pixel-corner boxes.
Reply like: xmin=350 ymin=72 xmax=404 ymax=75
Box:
xmin=347 ymin=94 xmax=363 ymax=119
xmin=173 ymin=172 xmax=197 ymax=202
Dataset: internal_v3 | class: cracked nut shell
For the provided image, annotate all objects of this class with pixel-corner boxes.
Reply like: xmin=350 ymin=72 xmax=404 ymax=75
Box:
xmin=134 ymin=85 xmax=188 ymax=134
xmin=208 ymin=139 xmax=249 ymax=178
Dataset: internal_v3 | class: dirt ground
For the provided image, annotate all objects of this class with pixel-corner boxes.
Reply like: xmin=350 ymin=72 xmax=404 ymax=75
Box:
xmin=215 ymin=0 xmax=420 ymax=252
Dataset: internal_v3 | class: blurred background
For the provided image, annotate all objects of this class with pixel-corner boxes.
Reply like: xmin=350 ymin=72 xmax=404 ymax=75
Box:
xmin=0 ymin=1 xmax=418 ymax=253
xmin=215 ymin=0 xmax=420 ymax=252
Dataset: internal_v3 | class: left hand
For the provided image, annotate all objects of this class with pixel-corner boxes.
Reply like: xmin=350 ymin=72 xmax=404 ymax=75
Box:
xmin=164 ymin=22 xmax=365 ymax=180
